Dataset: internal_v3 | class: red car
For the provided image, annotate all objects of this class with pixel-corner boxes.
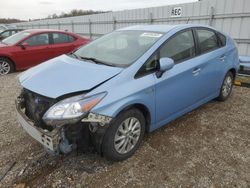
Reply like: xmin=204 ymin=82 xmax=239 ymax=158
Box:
xmin=0 ymin=29 xmax=90 ymax=75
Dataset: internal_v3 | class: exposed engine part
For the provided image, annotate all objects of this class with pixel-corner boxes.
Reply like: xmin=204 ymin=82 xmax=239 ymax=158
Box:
xmin=90 ymin=126 xmax=108 ymax=154
xmin=17 ymin=89 xmax=109 ymax=155
xmin=59 ymin=138 xmax=73 ymax=154
xmin=89 ymin=122 xmax=99 ymax=133
xmin=81 ymin=112 xmax=112 ymax=126
xmin=59 ymin=128 xmax=74 ymax=154
xmin=20 ymin=89 xmax=56 ymax=130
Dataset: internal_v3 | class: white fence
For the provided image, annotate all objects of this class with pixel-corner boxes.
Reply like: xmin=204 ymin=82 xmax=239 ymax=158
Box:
xmin=15 ymin=0 xmax=250 ymax=56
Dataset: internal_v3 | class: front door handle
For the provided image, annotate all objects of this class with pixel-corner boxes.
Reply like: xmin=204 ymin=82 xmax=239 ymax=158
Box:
xmin=192 ymin=68 xmax=201 ymax=75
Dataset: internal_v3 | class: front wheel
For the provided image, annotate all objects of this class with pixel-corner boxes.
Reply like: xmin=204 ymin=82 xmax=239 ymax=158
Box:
xmin=217 ymin=71 xmax=234 ymax=101
xmin=102 ymin=109 xmax=145 ymax=161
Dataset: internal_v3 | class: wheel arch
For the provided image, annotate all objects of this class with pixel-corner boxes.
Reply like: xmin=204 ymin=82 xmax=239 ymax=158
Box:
xmin=114 ymin=103 xmax=151 ymax=133
xmin=0 ymin=55 xmax=16 ymax=71
xmin=228 ymin=68 xmax=236 ymax=80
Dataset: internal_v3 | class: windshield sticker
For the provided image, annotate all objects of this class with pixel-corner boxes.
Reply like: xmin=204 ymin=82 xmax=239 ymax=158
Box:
xmin=140 ymin=33 xmax=163 ymax=38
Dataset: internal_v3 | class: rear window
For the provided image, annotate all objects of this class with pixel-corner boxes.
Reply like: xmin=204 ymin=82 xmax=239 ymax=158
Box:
xmin=196 ymin=29 xmax=219 ymax=54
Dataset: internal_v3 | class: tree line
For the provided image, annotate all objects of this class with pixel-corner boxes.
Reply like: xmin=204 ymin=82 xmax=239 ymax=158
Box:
xmin=0 ymin=9 xmax=109 ymax=23
xmin=47 ymin=9 xmax=109 ymax=19
xmin=0 ymin=18 xmax=25 ymax=24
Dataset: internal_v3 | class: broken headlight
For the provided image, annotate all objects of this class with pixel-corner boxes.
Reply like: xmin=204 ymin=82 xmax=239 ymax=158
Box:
xmin=42 ymin=92 xmax=107 ymax=124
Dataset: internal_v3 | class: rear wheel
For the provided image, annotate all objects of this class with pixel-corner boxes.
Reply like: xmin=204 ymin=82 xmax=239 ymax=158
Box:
xmin=0 ymin=57 xmax=14 ymax=75
xmin=217 ymin=71 xmax=234 ymax=101
xmin=102 ymin=109 xmax=145 ymax=161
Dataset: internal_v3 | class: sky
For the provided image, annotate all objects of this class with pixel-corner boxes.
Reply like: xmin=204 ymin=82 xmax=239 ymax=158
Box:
xmin=0 ymin=0 xmax=197 ymax=20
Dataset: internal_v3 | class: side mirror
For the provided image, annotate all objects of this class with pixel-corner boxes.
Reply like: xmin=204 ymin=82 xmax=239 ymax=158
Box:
xmin=156 ymin=57 xmax=174 ymax=78
xmin=20 ymin=42 xmax=29 ymax=49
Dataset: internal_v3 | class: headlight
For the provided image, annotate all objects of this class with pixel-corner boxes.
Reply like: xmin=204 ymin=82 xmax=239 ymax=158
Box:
xmin=43 ymin=92 xmax=107 ymax=123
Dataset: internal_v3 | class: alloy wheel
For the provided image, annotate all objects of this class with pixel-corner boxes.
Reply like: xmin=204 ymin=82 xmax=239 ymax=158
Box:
xmin=0 ymin=61 xmax=11 ymax=75
xmin=114 ymin=117 xmax=141 ymax=154
xmin=222 ymin=75 xmax=233 ymax=97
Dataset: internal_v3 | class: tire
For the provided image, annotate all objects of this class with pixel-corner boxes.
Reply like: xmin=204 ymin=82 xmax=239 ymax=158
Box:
xmin=217 ymin=71 xmax=234 ymax=101
xmin=0 ymin=57 xmax=14 ymax=75
xmin=102 ymin=108 xmax=145 ymax=161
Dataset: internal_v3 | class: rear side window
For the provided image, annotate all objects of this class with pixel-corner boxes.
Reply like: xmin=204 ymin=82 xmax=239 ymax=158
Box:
xmin=217 ymin=32 xmax=226 ymax=47
xmin=24 ymin=33 xmax=49 ymax=46
xmin=196 ymin=29 xmax=219 ymax=53
xmin=160 ymin=30 xmax=195 ymax=63
xmin=68 ymin=35 xmax=76 ymax=42
xmin=52 ymin=33 xmax=75 ymax=44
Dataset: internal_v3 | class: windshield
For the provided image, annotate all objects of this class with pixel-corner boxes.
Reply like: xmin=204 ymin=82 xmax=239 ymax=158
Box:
xmin=2 ymin=31 xmax=31 ymax=45
xmin=74 ymin=30 xmax=163 ymax=67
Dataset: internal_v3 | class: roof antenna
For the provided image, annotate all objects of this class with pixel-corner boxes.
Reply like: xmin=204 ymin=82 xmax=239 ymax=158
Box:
xmin=186 ymin=17 xmax=190 ymax=24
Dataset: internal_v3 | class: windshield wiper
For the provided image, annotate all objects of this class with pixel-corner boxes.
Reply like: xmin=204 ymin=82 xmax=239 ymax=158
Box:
xmin=79 ymin=56 xmax=115 ymax=67
xmin=68 ymin=52 xmax=81 ymax=59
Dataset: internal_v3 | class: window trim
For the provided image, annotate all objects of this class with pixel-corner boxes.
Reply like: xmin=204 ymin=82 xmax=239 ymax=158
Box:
xmin=135 ymin=28 xmax=197 ymax=79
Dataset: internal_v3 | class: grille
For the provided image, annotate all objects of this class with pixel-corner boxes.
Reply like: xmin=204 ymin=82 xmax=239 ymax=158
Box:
xmin=23 ymin=89 xmax=56 ymax=129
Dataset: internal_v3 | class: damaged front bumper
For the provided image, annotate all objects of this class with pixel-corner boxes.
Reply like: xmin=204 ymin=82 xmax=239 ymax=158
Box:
xmin=15 ymin=98 xmax=113 ymax=154
xmin=15 ymin=100 xmax=61 ymax=152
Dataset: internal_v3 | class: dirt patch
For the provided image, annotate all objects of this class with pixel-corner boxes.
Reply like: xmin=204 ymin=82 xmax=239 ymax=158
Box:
xmin=0 ymin=73 xmax=249 ymax=187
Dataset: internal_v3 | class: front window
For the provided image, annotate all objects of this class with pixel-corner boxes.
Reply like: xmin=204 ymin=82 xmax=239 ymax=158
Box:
xmin=2 ymin=31 xmax=31 ymax=45
xmin=24 ymin=33 xmax=49 ymax=46
xmin=74 ymin=31 xmax=163 ymax=67
xmin=160 ymin=30 xmax=195 ymax=63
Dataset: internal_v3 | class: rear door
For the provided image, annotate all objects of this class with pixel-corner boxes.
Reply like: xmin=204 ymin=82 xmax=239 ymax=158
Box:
xmin=193 ymin=28 xmax=228 ymax=97
xmin=14 ymin=33 xmax=54 ymax=69
xmin=154 ymin=28 xmax=228 ymax=128
xmin=50 ymin=32 xmax=77 ymax=57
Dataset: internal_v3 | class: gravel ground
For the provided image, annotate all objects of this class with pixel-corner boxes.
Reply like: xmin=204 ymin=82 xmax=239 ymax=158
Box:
xmin=0 ymin=73 xmax=249 ymax=188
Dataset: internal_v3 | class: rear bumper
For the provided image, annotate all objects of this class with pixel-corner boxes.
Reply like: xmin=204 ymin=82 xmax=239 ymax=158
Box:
xmin=15 ymin=100 xmax=61 ymax=152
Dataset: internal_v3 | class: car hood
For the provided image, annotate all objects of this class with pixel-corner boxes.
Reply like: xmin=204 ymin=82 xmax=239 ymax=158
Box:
xmin=19 ymin=55 xmax=123 ymax=98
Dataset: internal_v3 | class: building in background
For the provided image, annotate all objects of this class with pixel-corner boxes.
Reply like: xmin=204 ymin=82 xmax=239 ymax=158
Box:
xmin=13 ymin=0 xmax=250 ymax=56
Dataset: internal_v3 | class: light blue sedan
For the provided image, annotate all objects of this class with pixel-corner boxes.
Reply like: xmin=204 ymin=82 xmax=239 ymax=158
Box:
xmin=16 ymin=24 xmax=239 ymax=161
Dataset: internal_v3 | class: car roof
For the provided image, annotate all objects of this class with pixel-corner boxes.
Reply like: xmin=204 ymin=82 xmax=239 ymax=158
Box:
xmin=118 ymin=24 xmax=215 ymax=33
xmin=21 ymin=29 xmax=72 ymax=34
xmin=1 ymin=28 xmax=23 ymax=32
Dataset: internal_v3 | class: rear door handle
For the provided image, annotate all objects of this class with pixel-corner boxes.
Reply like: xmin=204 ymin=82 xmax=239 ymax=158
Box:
xmin=192 ymin=68 xmax=201 ymax=75
xmin=219 ymin=55 xmax=226 ymax=62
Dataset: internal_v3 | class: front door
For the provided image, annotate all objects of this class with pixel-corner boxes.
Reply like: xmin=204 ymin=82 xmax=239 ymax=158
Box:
xmin=154 ymin=29 xmax=206 ymax=129
xmin=14 ymin=33 xmax=54 ymax=69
